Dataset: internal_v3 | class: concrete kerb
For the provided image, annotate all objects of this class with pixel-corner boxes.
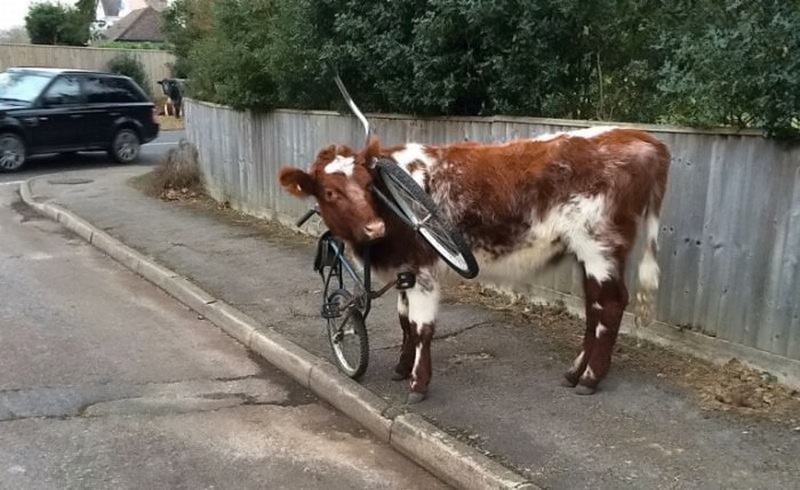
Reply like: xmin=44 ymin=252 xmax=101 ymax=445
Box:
xmin=19 ymin=177 xmax=537 ymax=490
xmin=391 ymin=413 xmax=538 ymax=490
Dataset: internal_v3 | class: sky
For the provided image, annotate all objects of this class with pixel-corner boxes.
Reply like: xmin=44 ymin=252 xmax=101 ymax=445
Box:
xmin=2 ymin=0 xmax=79 ymax=30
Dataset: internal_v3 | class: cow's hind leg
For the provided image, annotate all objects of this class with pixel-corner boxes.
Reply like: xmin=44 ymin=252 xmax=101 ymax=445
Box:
xmin=562 ymin=270 xmax=600 ymax=388
xmin=575 ymin=271 xmax=628 ymax=395
xmin=392 ymin=292 xmax=415 ymax=381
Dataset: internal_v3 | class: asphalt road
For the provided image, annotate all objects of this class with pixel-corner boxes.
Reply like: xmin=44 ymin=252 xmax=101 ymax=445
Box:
xmin=0 ymin=137 xmax=446 ymax=489
xmin=0 ymin=129 xmax=184 ymax=185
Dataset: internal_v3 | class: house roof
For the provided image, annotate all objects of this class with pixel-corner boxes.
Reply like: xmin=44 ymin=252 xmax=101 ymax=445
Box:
xmin=103 ymin=7 xmax=166 ymax=42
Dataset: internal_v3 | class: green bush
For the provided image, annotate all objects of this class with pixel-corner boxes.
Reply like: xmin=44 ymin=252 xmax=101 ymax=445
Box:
xmin=163 ymin=0 xmax=800 ymax=139
xmin=656 ymin=1 xmax=800 ymax=138
xmin=162 ymin=0 xmax=214 ymax=78
xmin=25 ymin=2 xmax=89 ymax=46
xmin=97 ymin=41 xmax=167 ymax=50
xmin=107 ymin=53 xmax=151 ymax=97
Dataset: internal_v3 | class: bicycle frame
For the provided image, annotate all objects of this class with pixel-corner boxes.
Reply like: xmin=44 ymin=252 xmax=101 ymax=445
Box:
xmin=319 ymin=236 xmax=373 ymax=317
xmin=299 ymin=209 xmax=408 ymax=323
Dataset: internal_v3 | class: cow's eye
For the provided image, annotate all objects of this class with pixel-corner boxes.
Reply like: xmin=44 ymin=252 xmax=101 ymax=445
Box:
xmin=325 ymin=189 xmax=337 ymax=201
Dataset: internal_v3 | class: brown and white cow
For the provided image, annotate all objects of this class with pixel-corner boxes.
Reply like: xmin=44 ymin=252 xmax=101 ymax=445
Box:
xmin=280 ymin=127 xmax=669 ymax=403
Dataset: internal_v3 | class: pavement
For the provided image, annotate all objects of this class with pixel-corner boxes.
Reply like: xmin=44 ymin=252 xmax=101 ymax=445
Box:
xmin=22 ymin=166 xmax=800 ymax=490
xmin=0 ymin=149 xmax=447 ymax=489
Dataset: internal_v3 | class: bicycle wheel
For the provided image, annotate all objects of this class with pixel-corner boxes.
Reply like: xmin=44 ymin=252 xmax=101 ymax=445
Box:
xmin=325 ymin=289 xmax=369 ymax=379
xmin=376 ymin=161 xmax=479 ymax=279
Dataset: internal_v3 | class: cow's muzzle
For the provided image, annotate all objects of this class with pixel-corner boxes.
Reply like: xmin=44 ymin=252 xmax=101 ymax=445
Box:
xmin=363 ymin=220 xmax=386 ymax=241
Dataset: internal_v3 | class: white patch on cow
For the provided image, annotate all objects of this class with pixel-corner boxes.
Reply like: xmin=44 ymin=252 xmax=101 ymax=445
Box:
xmin=572 ymin=351 xmax=586 ymax=371
xmin=397 ymin=293 xmax=409 ymax=317
xmin=392 ymin=143 xmax=436 ymax=169
xmin=324 ymin=155 xmax=355 ymax=177
xmin=532 ymin=126 xmax=619 ymax=142
xmin=531 ymin=132 xmax=563 ymax=142
xmin=392 ymin=143 xmax=437 ymax=189
xmin=596 ymin=323 xmax=609 ymax=339
xmin=592 ymin=302 xmax=603 ymax=310
xmin=475 ymin=239 xmax=565 ymax=284
xmin=548 ymin=194 xmax=614 ymax=282
xmin=568 ymin=126 xmax=619 ymax=139
xmin=638 ymin=214 xmax=660 ymax=291
xmin=411 ymin=343 xmax=423 ymax=385
xmin=474 ymin=194 xmax=614 ymax=284
xmin=584 ymin=365 xmax=597 ymax=381
xmin=406 ymin=281 xmax=440 ymax=330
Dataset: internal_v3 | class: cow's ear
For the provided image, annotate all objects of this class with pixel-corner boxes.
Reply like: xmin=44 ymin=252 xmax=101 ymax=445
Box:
xmin=360 ymin=136 xmax=381 ymax=167
xmin=279 ymin=167 xmax=315 ymax=197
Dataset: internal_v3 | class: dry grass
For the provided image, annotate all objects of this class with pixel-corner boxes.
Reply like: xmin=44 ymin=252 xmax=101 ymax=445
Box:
xmin=136 ymin=139 xmax=204 ymax=201
xmin=155 ymin=114 xmax=185 ymax=131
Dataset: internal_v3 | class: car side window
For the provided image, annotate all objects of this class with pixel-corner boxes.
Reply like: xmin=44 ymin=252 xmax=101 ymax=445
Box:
xmin=84 ymin=76 xmax=143 ymax=104
xmin=41 ymin=76 xmax=81 ymax=106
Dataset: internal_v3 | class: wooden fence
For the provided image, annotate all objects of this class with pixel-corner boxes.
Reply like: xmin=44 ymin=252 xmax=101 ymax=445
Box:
xmin=184 ymin=98 xmax=800 ymax=387
xmin=0 ymin=43 xmax=174 ymax=95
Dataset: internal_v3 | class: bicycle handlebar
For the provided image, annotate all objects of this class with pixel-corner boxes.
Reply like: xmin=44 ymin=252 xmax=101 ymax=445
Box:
xmin=296 ymin=207 xmax=318 ymax=227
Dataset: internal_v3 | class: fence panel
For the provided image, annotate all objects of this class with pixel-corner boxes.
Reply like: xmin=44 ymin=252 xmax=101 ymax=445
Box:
xmin=185 ymin=99 xmax=800 ymax=367
xmin=0 ymin=43 xmax=174 ymax=95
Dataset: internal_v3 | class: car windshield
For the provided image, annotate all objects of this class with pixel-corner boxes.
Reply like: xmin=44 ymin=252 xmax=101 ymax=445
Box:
xmin=0 ymin=71 xmax=53 ymax=103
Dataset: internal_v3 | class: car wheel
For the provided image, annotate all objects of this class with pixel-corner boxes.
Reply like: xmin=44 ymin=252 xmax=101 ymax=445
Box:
xmin=109 ymin=128 xmax=141 ymax=163
xmin=0 ymin=133 xmax=27 ymax=172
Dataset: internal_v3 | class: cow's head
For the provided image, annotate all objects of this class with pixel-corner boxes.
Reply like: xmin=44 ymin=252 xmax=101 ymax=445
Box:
xmin=279 ymin=138 xmax=385 ymax=245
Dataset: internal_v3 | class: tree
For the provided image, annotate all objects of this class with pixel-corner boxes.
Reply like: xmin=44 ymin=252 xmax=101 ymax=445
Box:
xmin=76 ymin=0 xmax=98 ymax=40
xmin=25 ymin=2 xmax=89 ymax=46
xmin=162 ymin=0 xmax=214 ymax=77
xmin=0 ymin=26 xmax=30 ymax=44
xmin=75 ymin=0 xmax=98 ymax=21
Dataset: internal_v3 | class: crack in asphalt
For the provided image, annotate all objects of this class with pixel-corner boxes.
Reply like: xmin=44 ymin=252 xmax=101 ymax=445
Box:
xmin=0 ymin=374 xmax=264 ymax=396
xmin=375 ymin=320 xmax=496 ymax=350
xmin=0 ymin=397 xmax=313 ymax=424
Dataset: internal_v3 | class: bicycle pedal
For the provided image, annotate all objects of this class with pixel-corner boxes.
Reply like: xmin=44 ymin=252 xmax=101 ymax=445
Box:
xmin=396 ymin=272 xmax=416 ymax=290
xmin=321 ymin=302 xmax=341 ymax=319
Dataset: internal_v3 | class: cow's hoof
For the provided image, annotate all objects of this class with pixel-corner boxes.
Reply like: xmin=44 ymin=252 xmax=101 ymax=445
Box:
xmin=575 ymin=384 xmax=597 ymax=396
xmin=406 ymin=392 xmax=427 ymax=404
xmin=391 ymin=371 xmax=409 ymax=381
xmin=561 ymin=373 xmax=579 ymax=387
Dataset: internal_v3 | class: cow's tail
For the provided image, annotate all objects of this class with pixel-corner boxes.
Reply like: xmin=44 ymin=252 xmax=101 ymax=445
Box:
xmin=634 ymin=189 xmax=663 ymax=327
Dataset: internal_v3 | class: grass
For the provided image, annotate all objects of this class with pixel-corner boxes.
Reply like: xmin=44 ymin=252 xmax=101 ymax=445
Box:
xmin=156 ymin=114 xmax=185 ymax=131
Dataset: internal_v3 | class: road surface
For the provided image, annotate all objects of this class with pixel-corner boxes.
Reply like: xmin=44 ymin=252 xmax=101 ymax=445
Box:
xmin=0 ymin=136 xmax=447 ymax=489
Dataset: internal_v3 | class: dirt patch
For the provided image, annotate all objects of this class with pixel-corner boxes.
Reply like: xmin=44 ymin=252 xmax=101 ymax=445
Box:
xmin=444 ymin=283 xmax=800 ymax=426
xmin=10 ymin=196 xmax=43 ymax=223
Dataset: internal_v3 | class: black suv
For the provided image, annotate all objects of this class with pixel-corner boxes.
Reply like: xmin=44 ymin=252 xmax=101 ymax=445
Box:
xmin=0 ymin=67 xmax=159 ymax=172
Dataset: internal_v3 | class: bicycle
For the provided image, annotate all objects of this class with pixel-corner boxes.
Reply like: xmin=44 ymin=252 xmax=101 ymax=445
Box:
xmin=293 ymin=76 xmax=479 ymax=379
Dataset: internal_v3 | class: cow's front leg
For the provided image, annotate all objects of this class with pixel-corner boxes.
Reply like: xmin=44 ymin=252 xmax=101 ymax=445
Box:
xmin=405 ymin=270 xmax=440 ymax=404
xmin=392 ymin=292 xmax=415 ymax=380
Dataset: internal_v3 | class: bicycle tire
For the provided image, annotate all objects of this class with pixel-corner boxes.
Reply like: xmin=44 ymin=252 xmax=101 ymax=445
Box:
xmin=376 ymin=161 xmax=479 ymax=279
xmin=325 ymin=289 xmax=369 ymax=379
